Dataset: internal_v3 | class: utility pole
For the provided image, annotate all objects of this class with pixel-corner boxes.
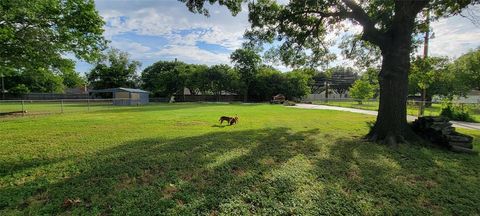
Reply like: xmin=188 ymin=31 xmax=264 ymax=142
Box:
xmin=324 ymin=81 xmax=329 ymax=103
xmin=423 ymin=10 xmax=430 ymax=58
xmin=1 ymin=73 xmax=4 ymax=100
xmin=419 ymin=9 xmax=430 ymax=117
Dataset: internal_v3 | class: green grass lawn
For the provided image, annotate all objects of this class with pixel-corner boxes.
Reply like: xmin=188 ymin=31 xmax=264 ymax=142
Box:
xmin=313 ymin=100 xmax=480 ymax=122
xmin=1 ymin=103 xmax=479 ymax=215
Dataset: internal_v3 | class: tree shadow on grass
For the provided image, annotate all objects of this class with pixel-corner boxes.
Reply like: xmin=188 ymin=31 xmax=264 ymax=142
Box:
xmin=312 ymin=138 xmax=480 ymax=215
xmin=0 ymin=127 xmax=321 ymax=215
xmin=0 ymin=157 xmax=66 ymax=178
xmin=3 ymin=128 xmax=479 ymax=215
xmin=86 ymin=102 xmax=266 ymax=115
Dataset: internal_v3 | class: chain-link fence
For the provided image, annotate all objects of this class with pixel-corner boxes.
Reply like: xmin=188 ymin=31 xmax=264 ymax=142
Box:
xmin=0 ymin=97 xmax=237 ymax=118
xmin=0 ymin=99 xmax=136 ymax=117
xmin=2 ymin=98 xmax=480 ymax=122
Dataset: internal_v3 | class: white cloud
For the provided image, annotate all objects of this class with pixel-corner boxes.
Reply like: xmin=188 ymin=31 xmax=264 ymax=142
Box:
xmin=97 ymin=1 xmax=248 ymax=44
xmin=111 ymin=40 xmax=151 ymax=53
xmin=153 ymin=45 xmax=230 ymax=65
xmin=198 ymin=26 xmax=244 ymax=50
xmin=417 ymin=5 xmax=480 ymax=58
xmin=92 ymin=0 xmax=247 ymax=68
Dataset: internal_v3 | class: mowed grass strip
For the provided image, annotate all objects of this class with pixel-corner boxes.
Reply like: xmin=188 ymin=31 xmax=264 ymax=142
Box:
xmin=1 ymin=103 xmax=479 ymax=215
xmin=313 ymin=100 xmax=480 ymax=122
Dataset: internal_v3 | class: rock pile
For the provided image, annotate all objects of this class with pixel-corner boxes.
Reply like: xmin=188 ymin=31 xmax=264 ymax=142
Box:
xmin=412 ymin=116 xmax=476 ymax=154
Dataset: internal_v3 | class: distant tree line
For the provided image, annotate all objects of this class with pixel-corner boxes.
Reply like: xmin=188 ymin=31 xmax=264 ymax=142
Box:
xmin=84 ymin=48 xmax=313 ymax=101
xmin=141 ymin=53 xmax=311 ymax=101
xmin=86 ymin=47 xmax=480 ymax=103
xmin=408 ymin=48 xmax=480 ymax=100
xmin=346 ymin=47 xmax=480 ymax=104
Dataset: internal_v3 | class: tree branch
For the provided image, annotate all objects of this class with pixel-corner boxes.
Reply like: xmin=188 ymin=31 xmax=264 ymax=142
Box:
xmin=389 ymin=0 xmax=429 ymax=42
xmin=292 ymin=10 xmax=345 ymax=18
xmin=341 ymin=0 xmax=386 ymax=47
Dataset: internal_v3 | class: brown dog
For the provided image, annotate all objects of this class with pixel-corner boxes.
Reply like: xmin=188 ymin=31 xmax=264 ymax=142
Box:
xmin=229 ymin=116 xmax=239 ymax=125
xmin=219 ymin=115 xmax=239 ymax=125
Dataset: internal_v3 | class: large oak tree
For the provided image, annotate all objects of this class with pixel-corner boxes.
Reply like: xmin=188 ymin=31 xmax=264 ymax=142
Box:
xmin=181 ymin=0 xmax=478 ymax=144
xmin=0 ymin=0 xmax=106 ymax=73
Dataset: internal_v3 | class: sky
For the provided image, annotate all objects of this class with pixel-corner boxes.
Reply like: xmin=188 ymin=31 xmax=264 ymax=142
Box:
xmin=74 ymin=0 xmax=480 ymax=74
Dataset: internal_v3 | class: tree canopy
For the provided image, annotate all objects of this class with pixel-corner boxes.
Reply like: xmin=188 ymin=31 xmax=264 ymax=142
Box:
xmin=408 ymin=56 xmax=453 ymax=98
xmin=87 ymin=49 xmax=140 ymax=90
xmin=2 ymin=58 xmax=85 ymax=94
xmin=0 ymin=0 xmax=107 ymax=73
xmin=450 ymin=47 xmax=480 ymax=91
xmin=183 ymin=0 xmax=473 ymax=67
xmin=141 ymin=60 xmax=187 ymax=97
xmin=231 ymin=48 xmax=262 ymax=102
xmin=202 ymin=64 xmax=239 ymax=96
xmin=407 ymin=49 xmax=480 ymax=100
xmin=349 ymin=78 xmax=376 ymax=104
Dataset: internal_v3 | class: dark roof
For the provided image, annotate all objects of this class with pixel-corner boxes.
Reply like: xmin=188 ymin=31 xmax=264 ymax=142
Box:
xmin=90 ymin=87 xmax=149 ymax=93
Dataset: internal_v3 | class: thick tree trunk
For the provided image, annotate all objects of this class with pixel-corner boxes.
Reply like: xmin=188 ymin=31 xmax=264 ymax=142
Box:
xmin=365 ymin=1 xmax=427 ymax=145
xmin=419 ymin=87 xmax=426 ymax=116
xmin=243 ymin=85 xmax=249 ymax=102
xmin=425 ymin=94 xmax=432 ymax=108
xmin=367 ymin=50 xmax=418 ymax=144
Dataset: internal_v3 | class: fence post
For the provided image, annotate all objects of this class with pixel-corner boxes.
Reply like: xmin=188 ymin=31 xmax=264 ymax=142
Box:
xmin=61 ymin=99 xmax=64 ymax=113
xmin=22 ymin=100 xmax=25 ymax=116
xmin=87 ymin=98 xmax=90 ymax=112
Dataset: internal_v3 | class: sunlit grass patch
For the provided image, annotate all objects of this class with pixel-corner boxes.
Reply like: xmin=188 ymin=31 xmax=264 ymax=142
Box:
xmin=1 ymin=103 xmax=479 ymax=215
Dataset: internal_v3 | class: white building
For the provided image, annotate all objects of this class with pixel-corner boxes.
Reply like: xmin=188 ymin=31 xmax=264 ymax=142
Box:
xmin=453 ymin=90 xmax=480 ymax=104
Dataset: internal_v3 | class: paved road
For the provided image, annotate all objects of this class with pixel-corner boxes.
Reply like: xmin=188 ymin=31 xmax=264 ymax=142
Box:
xmin=292 ymin=103 xmax=480 ymax=130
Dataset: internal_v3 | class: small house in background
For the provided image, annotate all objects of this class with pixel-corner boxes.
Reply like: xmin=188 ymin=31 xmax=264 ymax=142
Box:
xmin=453 ymin=90 xmax=480 ymax=104
xmin=90 ymin=88 xmax=149 ymax=106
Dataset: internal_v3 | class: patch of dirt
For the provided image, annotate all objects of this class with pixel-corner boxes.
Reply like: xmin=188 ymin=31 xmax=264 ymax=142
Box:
xmin=139 ymin=169 xmax=155 ymax=185
xmin=62 ymin=198 xmax=82 ymax=209
xmin=346 ymin=169 xmax=361 ymax=181
xmin=176 ymin=199 xmax=184 ymax=206
xmin=162 ymin=184 xmax=178 ymax=199
xmin=209 ymin=210 xmax=219 ymax=216
xmin=419 ymin=196 xmax=442 ymax=214
xmin=424 ymin=180 xmax=438 ymax=189
xmin=260 ymin=158 xmax=276 ymax=166
xmin=115 ymin=174 xmax=135 ymax=190
xmin=181 ymin=172 xmax=195 ymax=181
xmin=231 ymin=167 xmax=246 ymax=177
xmin=22 ymin=192 xmax=49 ymax=208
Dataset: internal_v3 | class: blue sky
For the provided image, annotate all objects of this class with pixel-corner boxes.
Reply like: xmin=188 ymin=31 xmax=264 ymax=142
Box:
xmin=75 ymin=0 xmax=480 ymax=74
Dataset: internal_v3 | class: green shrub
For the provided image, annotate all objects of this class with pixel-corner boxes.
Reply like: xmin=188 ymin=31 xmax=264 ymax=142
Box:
xmin=9 ymin=84 xmax=30 ymax=96
xmin=349 ymin=79 xmax=376 ymax=104
xmin=440 ymin=104 xmax=475 ymax=122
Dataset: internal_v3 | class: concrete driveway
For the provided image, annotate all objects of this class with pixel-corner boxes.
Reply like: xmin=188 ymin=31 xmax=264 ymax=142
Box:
xmin=291 ymin=103 xmax=480 ymax=130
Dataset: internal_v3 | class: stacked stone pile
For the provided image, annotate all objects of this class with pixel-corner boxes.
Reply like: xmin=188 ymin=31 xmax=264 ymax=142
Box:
xmin=412 ymin=116 xmax=476 ymax=154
